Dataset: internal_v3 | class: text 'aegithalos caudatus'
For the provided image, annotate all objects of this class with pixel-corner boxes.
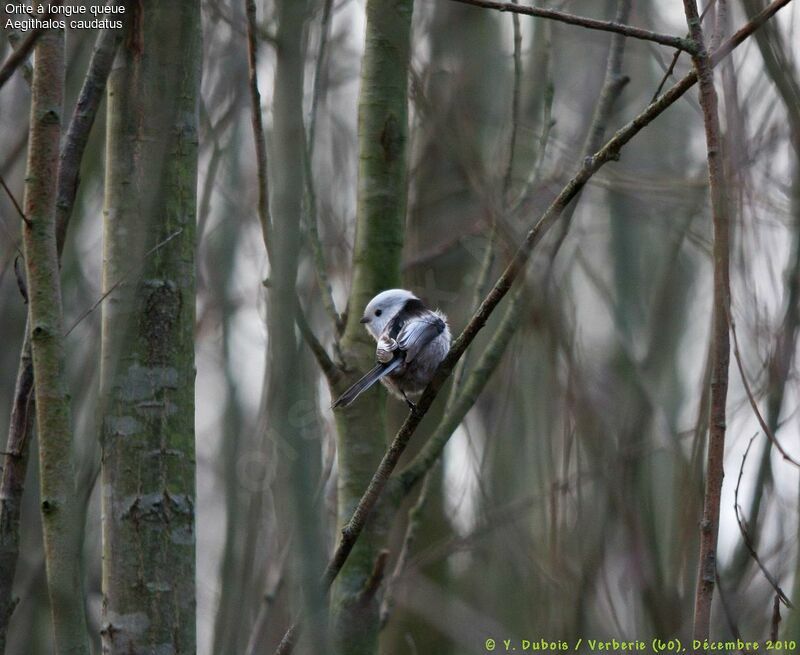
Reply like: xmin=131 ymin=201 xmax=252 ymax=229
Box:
xmin=332 ymin=289 xmax=451 ymax=410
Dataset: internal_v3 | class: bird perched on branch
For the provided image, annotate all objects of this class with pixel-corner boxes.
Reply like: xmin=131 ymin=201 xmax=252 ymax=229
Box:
xmin=332 ymin=289 xmax=451 ymax=410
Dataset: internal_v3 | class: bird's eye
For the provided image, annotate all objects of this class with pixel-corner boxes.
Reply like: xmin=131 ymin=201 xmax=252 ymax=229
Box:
xmin=375 ymin=309 xmax=382 ymax=317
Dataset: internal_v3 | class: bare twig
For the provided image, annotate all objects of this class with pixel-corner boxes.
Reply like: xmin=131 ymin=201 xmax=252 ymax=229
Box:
xmin=0 ymin=174 xmax=28 ymax=226
xmin=295 ymin=300 xmax=341 ymax=385
xmin=684 ymin=0 xmax=733 ymax=641
xmin=303 ymin=0 xmax=341 ymax=332
xmin=245 ymin=0 xmax=273 ymax=255
xmin=733 ymin=435 xmax=793 ymax=608
xmin=273 ymin=2 xmax=794 ymax=650
xmin=548 ymin=0 xmax=631 ymax=259
xmin=379 ymin=465 xmax=435 ymax=629
xmin=728 ymin=308 xmax=800 ymax=467
xmin=502 ymin=0 xmax=522 ymax=202
xmin=651 ymin=0 xmax=718 ymax=103
xmin=714 ymin=570 xmax=743 ymax=639
xmin=64 ymin=229 xmax=183 ymax=337
xmin=308 ymin=0 xmax=334 ymax=158
xmin=445 ymin=0 xmax=697 ymax=52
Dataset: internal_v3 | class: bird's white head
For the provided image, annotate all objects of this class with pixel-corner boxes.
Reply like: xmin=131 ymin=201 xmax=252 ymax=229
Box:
xmin=359 ymin=288 xmax=418 ymax=339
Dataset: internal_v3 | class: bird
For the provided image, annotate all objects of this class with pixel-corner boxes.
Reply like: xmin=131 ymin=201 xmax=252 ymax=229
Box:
xmin=332 ymin=289 xmax=451 ymax=410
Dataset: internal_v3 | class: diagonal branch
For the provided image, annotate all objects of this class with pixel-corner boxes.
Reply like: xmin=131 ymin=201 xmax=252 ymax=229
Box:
xmin=272 ymin=1 xmax=794 ymax=651
xmin=734 ymin=435 xmax=793 ymax=608
xmin=0 ymin=26 xmax=45 ymax=90
xmin=445 ymin=0 xmax=697 ymax=52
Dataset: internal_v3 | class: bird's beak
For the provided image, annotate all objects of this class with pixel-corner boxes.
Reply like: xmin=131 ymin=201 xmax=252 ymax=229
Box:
xmin=359 ymin=316 xmax=370 ymax=324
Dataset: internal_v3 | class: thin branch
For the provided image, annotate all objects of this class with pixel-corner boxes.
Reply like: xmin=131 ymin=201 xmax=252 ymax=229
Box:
xmin=308 ymin=0 xmax=334 ymax=158
xmin=379 ymin=464 xmax=435 ymax=629
xmin=302 ymin=145 xmax=341 ymax=332
xmin=549 ymin=0 xmax=632 ymax=259
xmin=734 ymin=435 xmax=793 ymax=608
xmin=714 ymin=570 xmax=743 ymax=640
xmin=0 ymin=174 xmax=28 ymax=226
xmin=272 ymin=2 xmax=794 ymax=650
xmin=0 ymin=4 xmax=33 ymax=83
xmin=0 ymin=25 xmax=45 ymax=90
xmin=770 ymin=594 xmax=782 ymax=642
xmin=445 ymin=0 xmax=697 ymax=52
xmin=294 ymin=299 xmax=341 ymax=385
xmin=302 ymin=0 xmax=341 ymax=332
xmin=728 ymin=307 xmax=800 ymax=468
xmin=245 ymin=0 xmax=273 ymax=256
xmin=502 ymin=0 xmax=522 ymax=201
xmin=684 ymin=0 xmax=733 ymax=640
xmin=64 ymin=229 xmax=183 ymax=337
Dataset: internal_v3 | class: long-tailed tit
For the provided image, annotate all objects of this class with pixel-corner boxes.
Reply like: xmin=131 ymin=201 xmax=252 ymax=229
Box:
xmin=332 ymin=289 xmax=451 ymax=410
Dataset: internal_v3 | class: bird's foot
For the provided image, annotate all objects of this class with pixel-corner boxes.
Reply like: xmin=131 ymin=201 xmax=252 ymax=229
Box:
xmin=402 ymin=392 xmax=417 ymax=413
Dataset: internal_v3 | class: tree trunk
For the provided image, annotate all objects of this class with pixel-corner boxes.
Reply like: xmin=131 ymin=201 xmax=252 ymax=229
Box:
xmin=19 ymin=17 xmax=90 ymax=655
xmin=99 ymin=2 xmax=200 ymax=652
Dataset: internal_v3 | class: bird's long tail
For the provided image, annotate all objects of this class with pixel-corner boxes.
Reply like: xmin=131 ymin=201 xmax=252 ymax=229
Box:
xmin=332 ymin=358 xmax=403 ymax=409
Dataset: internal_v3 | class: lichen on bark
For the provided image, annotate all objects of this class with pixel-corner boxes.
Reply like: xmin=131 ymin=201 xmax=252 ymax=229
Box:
xmin=99 ymin=1 xmax=200 ymax=652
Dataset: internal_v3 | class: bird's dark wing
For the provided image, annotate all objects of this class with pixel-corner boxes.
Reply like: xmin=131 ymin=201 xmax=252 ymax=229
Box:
xmin=397 ymin=314 xmax=445 ymax=362
xmin=331 ymin=358 xmax=404 ymax=409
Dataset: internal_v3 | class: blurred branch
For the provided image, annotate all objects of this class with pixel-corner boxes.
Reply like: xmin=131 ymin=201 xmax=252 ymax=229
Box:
xmin=446 ymin=0 xmax=697 ymax=52
xmin=379 ymin=463 xmax=435 ymax=629
xmin=303 ymin=0 xmax=342 ymax=332
xmin=308 ymin=0 xmax=333 ymax=158
xmin=583 ymin=0 xmax=632 ymax=156
xmin=728 ymin=308 xmax=800 ymax=467
xmin=273 ymin=2 xmax=793 ymax=650
xmin=729 ymin=0 xmax=800 ymax=582
xmin=548 ymin=0 xmax=632 ymax=258
xmin=56 ymin=17 xmax=125 ymax=252
xmin=734 ymin=436 xmax=793 ymax=608
xmin=0 ymin=24 xmax=44 ymax=90
xmin=0 ymin=174 xmax=27 ymax=226
xmin=684 ymin=0 xmax=732 ymax=643
xmin=295 ymin=300 xmax=341 ymax=385
xmin=502 ymin=0 xmax=521 ymax=201
xmin=303 ymin=142 xmax=341 ymax=332
xmin=64 ymin=229 xmax=184 ymax=337
xmin=0 ymin=5 xmax=32 ymax=83
xmin=245 ymin=0 xmax=273 ymax=257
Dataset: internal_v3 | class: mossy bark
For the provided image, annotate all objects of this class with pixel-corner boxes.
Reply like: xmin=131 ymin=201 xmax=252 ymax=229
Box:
xmin=99 ymin=2 xmax=200 ymax=653
xmin=331 ymin=1 xmax=413 ymax=652
xmin=19 ymin=19 xmax=90 ymax=655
